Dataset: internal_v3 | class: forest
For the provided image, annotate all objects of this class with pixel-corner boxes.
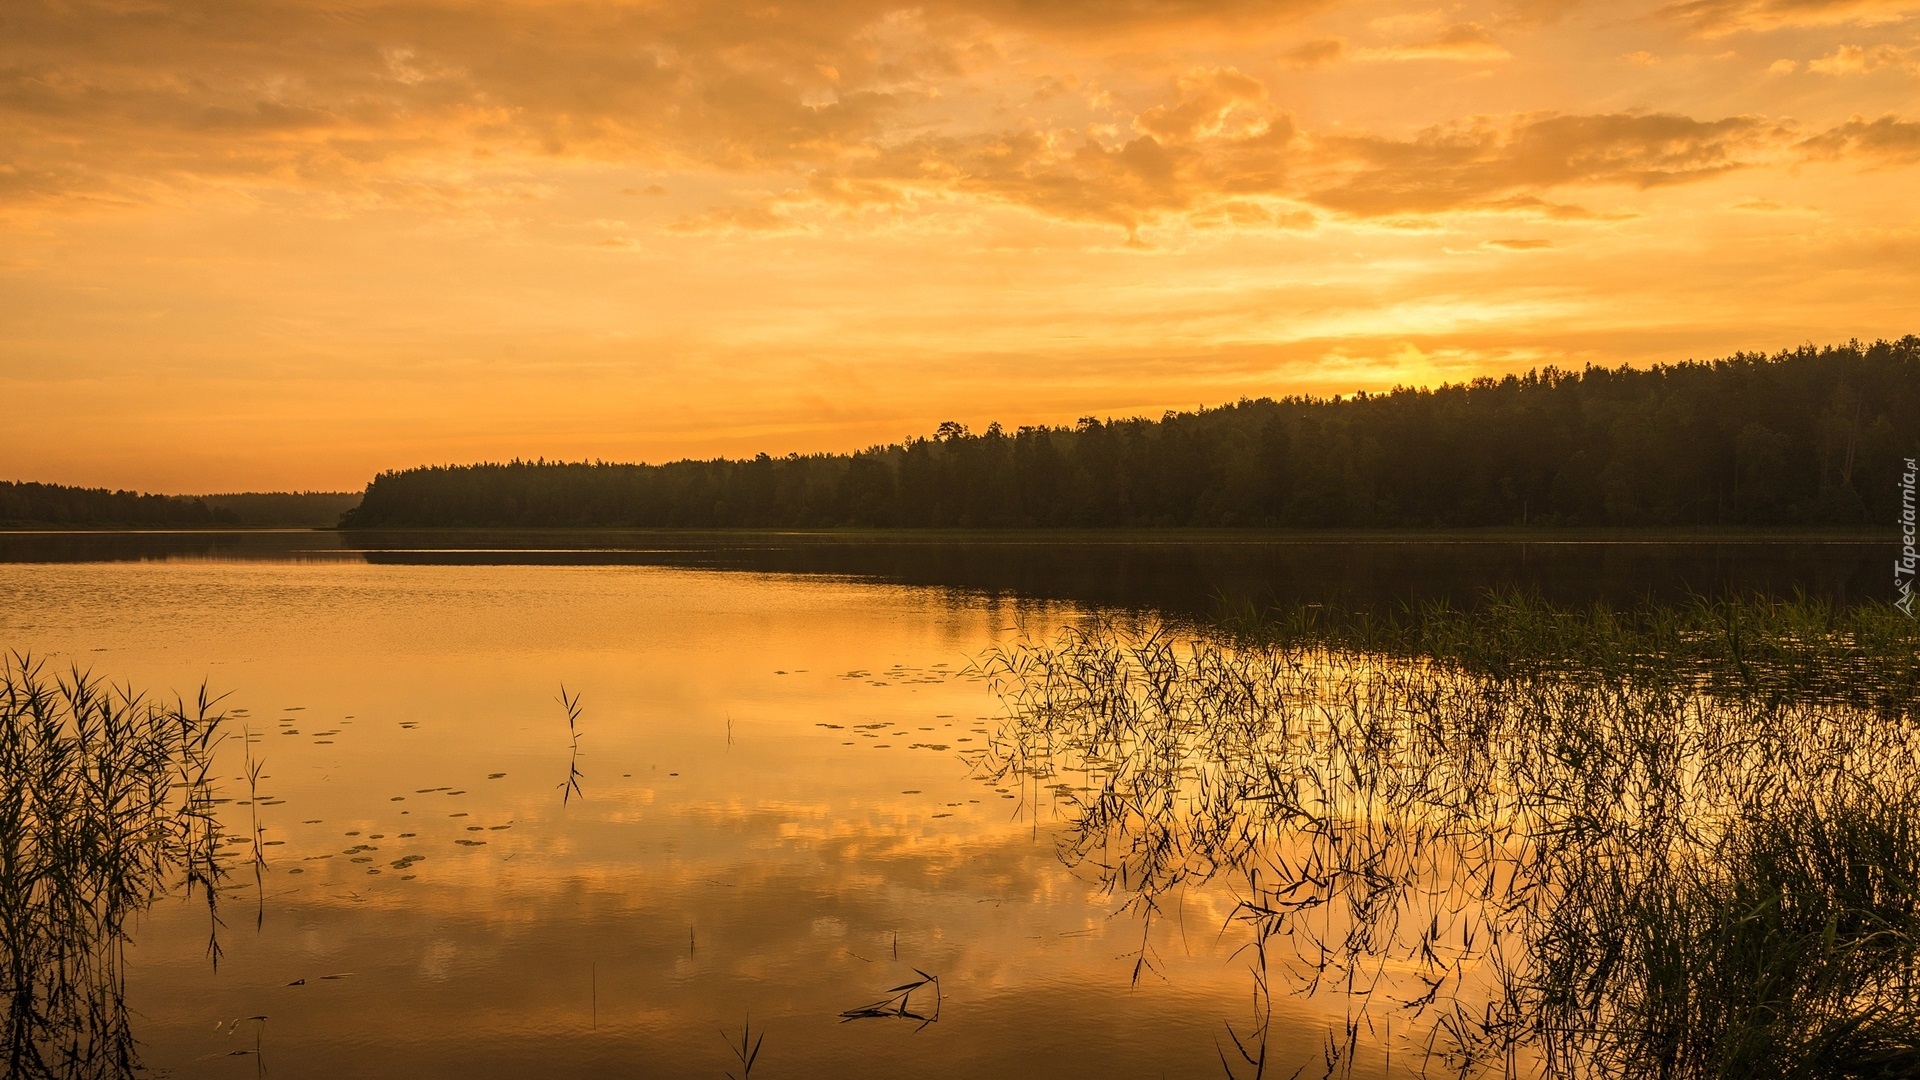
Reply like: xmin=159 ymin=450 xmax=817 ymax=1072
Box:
xmin=0 ymin=486 xmax=361 ymax=528
xmin=0 ymin=482 xmax=238 ymax=527
xmin=339 ymin=338 xmax=1918 ymax=530
xmin=199 ymin=491 xmax=364 ymax=526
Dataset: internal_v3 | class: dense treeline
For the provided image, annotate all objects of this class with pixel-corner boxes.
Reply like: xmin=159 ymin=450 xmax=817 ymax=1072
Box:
xmin=0 ymin=481 xmax=237 ymax=527
xmin=198 ymin=492 xmax=362 ymax=526
xmin=343 ymin=338 xmax=1920 ymax=530
xmin=0 ymin=484 xmax=361 ymax=527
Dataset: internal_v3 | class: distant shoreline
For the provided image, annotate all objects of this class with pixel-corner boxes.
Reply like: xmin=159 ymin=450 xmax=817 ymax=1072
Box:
xmin=0 ymin=523 xmax=1886 ymax=542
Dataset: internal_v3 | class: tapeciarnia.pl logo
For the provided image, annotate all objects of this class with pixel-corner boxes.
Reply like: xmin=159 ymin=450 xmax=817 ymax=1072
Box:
xmin=1900 ymin=457 xmax=1917 ymax=617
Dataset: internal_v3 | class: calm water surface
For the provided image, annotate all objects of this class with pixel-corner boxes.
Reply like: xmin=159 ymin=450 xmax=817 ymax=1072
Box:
xmin=0 ymin=531 xmax=1892 ymax=1078
xmin=1 ymin=551 xmax=1295 ymax=1079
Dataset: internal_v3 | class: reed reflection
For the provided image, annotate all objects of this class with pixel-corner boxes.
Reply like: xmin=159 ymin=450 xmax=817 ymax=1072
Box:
xmin=971 ymin=596 xmax=1920 ymax=1079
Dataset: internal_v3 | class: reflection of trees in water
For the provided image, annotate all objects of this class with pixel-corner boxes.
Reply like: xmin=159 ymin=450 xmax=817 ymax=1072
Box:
xmin=971 ymin=621 xmax=1920 ymax=1079
xmin=1 ymin=659 xmax=228 ymax=1080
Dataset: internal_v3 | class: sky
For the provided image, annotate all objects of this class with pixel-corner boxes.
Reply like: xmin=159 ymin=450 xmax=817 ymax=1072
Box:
xmin=4 ymin=0 xmax=1918 ymax=493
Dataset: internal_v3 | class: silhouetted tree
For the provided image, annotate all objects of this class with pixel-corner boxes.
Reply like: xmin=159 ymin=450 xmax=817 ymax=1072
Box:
xmin=340 ymin=337 xmax=1920 ymax=530
xmin=0 ymin=482 xmax=237 ymax=527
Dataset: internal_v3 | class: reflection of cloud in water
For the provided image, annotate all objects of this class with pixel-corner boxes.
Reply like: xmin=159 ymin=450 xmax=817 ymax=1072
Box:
xmin=419 ymin=941 xmax=462 ymax=982
xmin=2 ymin=558 xmax=1391 ymax=1077
xmin=129 ymin=810 xmax=1271 ymax=1078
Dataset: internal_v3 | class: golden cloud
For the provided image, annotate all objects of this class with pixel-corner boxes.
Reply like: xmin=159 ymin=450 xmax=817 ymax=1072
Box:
xmin=1279 ymin=38 xmax=1347 ymax=68
xmin=1798 ymin=113 xmax=1920 ymax=162
xmin=766 ymin=67 xmax=1298 ymax=234
xmin=1354 ymin=23 xmax=1514 ymax=62
xmin=1657 ymin=0 xmax=1920 ymax=35
xmin=1305 ymin=112 xmax=1785 ymax=217
xmin=0 ymin=0 xmax=1342 ymax=219
xmin=6 ymin=0 xmax=1911 ymax=237
xmin=1807 ymin=43 xmax=1920 ymax=74
xmin=1500 ymin=0 xmax=1588 ymax=26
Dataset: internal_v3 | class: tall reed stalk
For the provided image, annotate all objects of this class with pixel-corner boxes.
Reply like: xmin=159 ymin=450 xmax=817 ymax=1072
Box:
xmin=0 ymin=655 xmax=227 ymax=1080
xmin=974 ymin=596 xmax=1920 ymax=1079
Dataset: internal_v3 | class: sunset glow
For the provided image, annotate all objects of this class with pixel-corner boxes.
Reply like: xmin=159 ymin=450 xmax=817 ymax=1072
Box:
xmin=5 ymin=0 xmax=1918 ymax=491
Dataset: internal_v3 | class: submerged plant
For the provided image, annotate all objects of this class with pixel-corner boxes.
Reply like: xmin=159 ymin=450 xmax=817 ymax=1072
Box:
xmin=971 ymin=598 xmax=1920 ymax=1080
xmin=0 ymin=654 xmax=229 ymax=1080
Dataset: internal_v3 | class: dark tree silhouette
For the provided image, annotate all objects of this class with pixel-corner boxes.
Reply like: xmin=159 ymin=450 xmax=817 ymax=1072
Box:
xmin=0 ymin=482 xmax=237 ymax=527
xmin=335 ymin=337 xmax=1920 ymax=530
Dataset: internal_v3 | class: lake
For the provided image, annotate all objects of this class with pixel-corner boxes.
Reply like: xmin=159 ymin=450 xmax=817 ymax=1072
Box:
xmin=0 ymin=530 xmax=1899 ymax=1079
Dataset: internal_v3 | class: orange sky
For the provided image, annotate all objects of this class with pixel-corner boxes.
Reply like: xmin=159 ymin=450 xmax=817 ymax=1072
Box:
xmin=4 ymin=0 xmax=1918 ymax=492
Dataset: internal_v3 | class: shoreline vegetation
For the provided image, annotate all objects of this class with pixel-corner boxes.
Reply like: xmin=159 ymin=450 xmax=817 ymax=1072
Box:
xmin=0 ymin=523 xmax=1888 ymax=539
xmin=0 ymin=485 xmax=358 ymax=529
xmin=0 ymin=657 xmax=229 ymax=1080
xmin=8 ymin=339 xmax=1914 ymax=533
xmin=1213 ymin=589 xmax=1920 ymax=711
xmin=974 ymin=591 xmax=1920 ymax=1078
xmin=342 ymin=338 xmax=1918 ymax=530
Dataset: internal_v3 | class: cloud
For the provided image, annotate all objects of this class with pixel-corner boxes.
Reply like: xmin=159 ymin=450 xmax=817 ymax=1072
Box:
xmin=1306 ymin=112 xmax=1783 ymax=216
xmin=667 ymin=203 xmax=812 ymax=233
xmin=1500 ymin=0 xmax=1588 ymax=26
xmin=0 ymin=0 xmax=920 ymax=213
xmin=1485 ymin=237 xmax=1553 ymax=249
xmin=961 ymin=0 xmax=1333 ymax=35
xmin=2 ymin=0 xmax=1911 ymax=241
xmin=1656 ymin=0 xmax=1920 ymax=36
xmin=1355 ymin=23 xmax=1513 ymax=62
xmin=1497 ymin=0 xmax=1589 ymax=25
xmin=1797 ymin=113 xmax=1920 ymax=163
xmin=1807 ymin=43 xmax=1920 ymax=74
xmin=0 ymin=0 xmax=1346 ymax=219
xmin=770 ymin=97 xmax=1805 ymax=233
xmin=1188 ymin=199 xmax=1316 ymax=228
xmin=791 ymin=67 xmax=1298 ymax=234
xmin=1279 ymin=38 xmax=1347 ymax=68
xmin=1478 ymin=194 xmax=1630 ymax=220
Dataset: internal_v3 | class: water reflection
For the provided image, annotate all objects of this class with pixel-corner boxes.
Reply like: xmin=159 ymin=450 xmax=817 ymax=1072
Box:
xmin=973 ymin=619 xmax=1920 ymax=1078
xmin=2 ymin=562 xmax=1265 ymax=1078
xmin=0 ymin=529 xmax=1888 ymax=615
xmin=1 ymin=547 xmax=1911 ymax=1078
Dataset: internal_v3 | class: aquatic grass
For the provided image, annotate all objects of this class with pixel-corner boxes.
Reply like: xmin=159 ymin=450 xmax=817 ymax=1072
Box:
xmin=839 ymin=969 xmax=942 ymax=1029
xmin=0 ymin=654 xmax=229 ymax=1080
xmin=242 ymin=730 xmax=265 ymax=870
xmin=970 ymin=601 xmax=1920 ymax=1079
xmin=1557 ymin=780 xmax=1920 ymax=1079
xmin=722 ymin=1012 xmax=764 ymax=1079
xmin=1211 ymin=589 xmax=1920 ymax=713
xmin=241 ymin=728 xmax=266 ymax=931
xmin=557 ymin=685 xmax=583 ymax=805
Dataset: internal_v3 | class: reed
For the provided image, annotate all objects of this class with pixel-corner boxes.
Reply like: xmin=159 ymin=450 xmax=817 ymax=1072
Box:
xmin=1211 ymin=588 xmax=1920 ymax=712
xmin=839 ymin=969 xmax=942 ymax=1030
xmin=0 ymin=654 xmax=228 ymax=1079
xmin=972 ymin=595 xmax=1920 ymax=1079
xmin=557 ymin=685 xmax=584 ymax=805
xmin=722 ymin=1013 xmax=764 ymax=1079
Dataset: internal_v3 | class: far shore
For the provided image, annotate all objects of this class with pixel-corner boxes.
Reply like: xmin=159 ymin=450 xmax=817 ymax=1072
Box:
xmin=0 ymin=523 xmax=1889 ymax=542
